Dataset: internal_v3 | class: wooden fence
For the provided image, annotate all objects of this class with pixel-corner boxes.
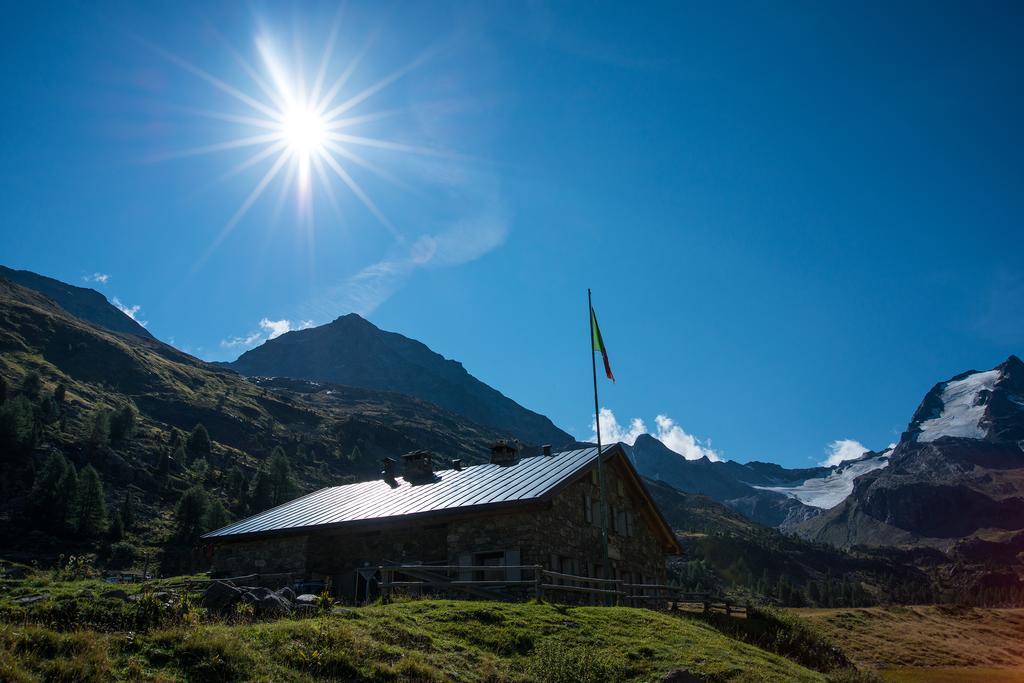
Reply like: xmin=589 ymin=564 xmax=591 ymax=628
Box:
xmin=377 ymin=564 xmax=747 ymax=616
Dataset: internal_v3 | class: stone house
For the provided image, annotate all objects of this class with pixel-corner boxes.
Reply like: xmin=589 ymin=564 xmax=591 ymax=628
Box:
xmin=202 ymin=443 xmax=682 ymax=602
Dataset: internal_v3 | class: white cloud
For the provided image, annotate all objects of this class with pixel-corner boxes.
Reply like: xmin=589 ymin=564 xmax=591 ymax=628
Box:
xmin=653 ymin=414 xmax=721 ymax=462
xmin=259 ymin=318 xmax=291 ymax=340
xmin=221 ymin=317 xmax=318 ymax=351
xmin=111 ymin=297 xmax=147 ymax=327
xmin=820 ymin=439 xmax=869 ymax=467
xmin=589 ymin=408 xmax=721 ymax=462
xmin=84 ymin=272 xmax=109 ymax=284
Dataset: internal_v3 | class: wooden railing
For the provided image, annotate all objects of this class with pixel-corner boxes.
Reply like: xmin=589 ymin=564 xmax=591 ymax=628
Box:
xmin=377 ymin=565 xmax=746 ymax=616
xmin=623 ymin=583 xmax=749 ymax=616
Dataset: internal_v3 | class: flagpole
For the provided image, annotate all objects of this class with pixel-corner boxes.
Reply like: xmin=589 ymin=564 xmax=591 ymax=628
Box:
xmin=588 ymin=288 xmax=612 ymax=598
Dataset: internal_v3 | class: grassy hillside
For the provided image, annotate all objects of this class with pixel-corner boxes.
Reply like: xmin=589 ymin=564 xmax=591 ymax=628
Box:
xmin=0 ymin=568 xmax=850 ymax=683
xmin=791 ymin=606 xmax=1024 ymax=671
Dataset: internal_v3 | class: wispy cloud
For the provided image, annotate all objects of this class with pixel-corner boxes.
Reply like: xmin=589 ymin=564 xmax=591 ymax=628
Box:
xmin=111 ymin=297 xmax=148 ymax=327
xmin=301 ymin=209 xmax=507 ymax=320
xmin=84 ymin=272 xmax=110 ymax=285
xmin=820 ymin=439 xmax=868 ymax=467
xmin=590 ymin=408 xmax=721 ymax=462
xmin=220 ymin=331 xmax=262 ymax=349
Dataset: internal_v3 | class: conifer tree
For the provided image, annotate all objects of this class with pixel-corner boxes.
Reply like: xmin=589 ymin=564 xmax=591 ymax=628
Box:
xmin=0 ymin=376 xmax=7 ymax=403
xmin=0 ymin=396 xmax=37 ymax=457
xmin=187 ymin=423 xmax=212 ymax=457
xmin=74 ymin=465 xmax=108 ymax=537
xmin=29 ymin=452 xmax=74 ymax=534
xmin=109 ymin=512 xmax=124 ymax=542
xmin=20 ymin=371 xmax=42 ymax=401
xmin=87 ymin=408 xmax=111 ymax=449
xmin=175 ymin=486 xmax=209 ymax=539
xmin=267 ymin=446 xmax=296 ymax=505
xmin=204 ymin=498 xmax=232 ymax=532
xmin=109 ymin=402 xmax=137 ymax=443
xmin=52 ymin=382 xmax=66 ymax=406
xmin=121 ymin=492 xmax=135 ymax=530
xmin=59 ymin=464 xmax=78 ymax=532
xmin=250 ymin=467 xmax=274 ymax=512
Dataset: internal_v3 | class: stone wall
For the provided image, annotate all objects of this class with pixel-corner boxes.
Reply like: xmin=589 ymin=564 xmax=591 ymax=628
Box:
xmin=445 ymin=457 xmax=669 ymax=588
xmin=211 ymin=534 xmax=308 ymax=578
xmin=306 ymin=523 xmax=450 ymax=600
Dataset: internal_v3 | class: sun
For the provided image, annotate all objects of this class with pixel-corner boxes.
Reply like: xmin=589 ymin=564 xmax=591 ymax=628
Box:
xmin=281 ymin=105 xmax=327 ymax=156
xmin=153 ymin=15 xmax=436 ymax=257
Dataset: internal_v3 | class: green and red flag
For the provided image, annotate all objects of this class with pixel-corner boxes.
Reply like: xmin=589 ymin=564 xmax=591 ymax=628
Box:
xmin=590 ymin=306 xmax=614 ymax=382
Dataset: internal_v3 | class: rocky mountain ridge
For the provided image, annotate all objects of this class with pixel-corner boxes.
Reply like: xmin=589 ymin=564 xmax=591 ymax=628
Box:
xmin=0 ymin=265 xmax=153 ymax=339
xmin=224 ymin=313 xmax=575 ymax=448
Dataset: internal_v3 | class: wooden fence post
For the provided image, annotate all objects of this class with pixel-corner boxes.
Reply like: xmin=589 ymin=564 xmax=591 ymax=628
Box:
xmin=534 ymin=566 xmax=544 ymax=603
xmin=381 ymin=568 xmax=391 ymax=605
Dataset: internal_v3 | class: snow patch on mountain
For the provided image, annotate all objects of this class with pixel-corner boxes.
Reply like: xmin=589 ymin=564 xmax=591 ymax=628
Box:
xmin=753 ymin=449 xmax=892 ymax=509
xmin=918 ymin=369 xmax=1000 ymax=442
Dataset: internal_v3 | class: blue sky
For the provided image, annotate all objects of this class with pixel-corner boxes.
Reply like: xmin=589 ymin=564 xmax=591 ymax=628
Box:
xmin=1 ymin=1 xmax=1022 ymax=467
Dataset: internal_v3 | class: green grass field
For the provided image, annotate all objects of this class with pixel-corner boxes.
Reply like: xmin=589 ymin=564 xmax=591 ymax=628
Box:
xmin=0 ymin=598 xmax=834 ymax=682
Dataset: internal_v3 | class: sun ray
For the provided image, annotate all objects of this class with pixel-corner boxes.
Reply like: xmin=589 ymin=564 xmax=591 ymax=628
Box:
xmin=320 ymin=51 xmax=430 ymax=122
xmin=216 ymin=148 xmax=293 ymax=244
xmin=326 ymin=132 xmax=441 ymax=157
xmin=325 ymin=140 xmax=416 ymax=194
xmin=312 ymin=153 xmax=344 ymax=220
xmin=314 ymin=31 xmax=377 ymax=114
xmin=169 ymin=105 xmax=281 ymax=131
xmin=310 ymin=4 xmax=345 ymax=106
xmin=217 ymin=140 xmax=290 ymax=184
xmin=143 ymin=37 xmax=283 ymax=122
xmin=324 ymin=108 xmax=403 ymax=130
xmin=318 ymin=148 xmax=400 ymax=239
xmin=151 ymin=132 xmax=283 ymax=161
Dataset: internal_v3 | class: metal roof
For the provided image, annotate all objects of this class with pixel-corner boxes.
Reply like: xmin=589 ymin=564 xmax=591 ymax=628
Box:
xmin=204 ymin=446 xmax=609 ymax=540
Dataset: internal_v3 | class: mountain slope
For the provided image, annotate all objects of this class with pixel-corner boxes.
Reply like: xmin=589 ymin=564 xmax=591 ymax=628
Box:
xmin=0 ymin=265 xmax=153 ymax=339
xmin=643 ymin=478 xmax=935 ymax=605
xmin=625 ymin=434 xmax=823 ymax=527
xmin=225 ymin=313 xmax=574 ymax=447
xmin=0 ymin=276 xmax=512 ymax=569
xmin=793 ymin=357 xmax=1024 ymax=599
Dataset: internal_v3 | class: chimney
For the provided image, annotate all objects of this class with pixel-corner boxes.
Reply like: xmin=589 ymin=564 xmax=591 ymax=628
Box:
xmin=402 ymin=450 xmax=434 ymax=482
xmin=489 ymin=439 xmax=519 ymax=466
xmin=542 ymin=444 xmax=552 ymax=457
xmin=381 ymin=458 xmax=398 ymax=487
xmin=451 ymin=459 xmax=462 ymax=471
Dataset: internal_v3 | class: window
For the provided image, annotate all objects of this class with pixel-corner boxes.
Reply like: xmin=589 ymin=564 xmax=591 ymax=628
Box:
xmin=616 ymin=479 xmax=625 ymax=497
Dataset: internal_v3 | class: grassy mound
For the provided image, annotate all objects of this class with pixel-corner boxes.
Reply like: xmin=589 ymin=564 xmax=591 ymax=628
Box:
xmin=0 ymin=595 xmax=835 ymax=682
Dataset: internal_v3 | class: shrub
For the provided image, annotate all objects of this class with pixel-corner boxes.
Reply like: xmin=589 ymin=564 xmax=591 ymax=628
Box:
xmin=106 ymin=541 xmax=138 ymax=569
xmin=702 ymin=605 xmax=851 ymax=673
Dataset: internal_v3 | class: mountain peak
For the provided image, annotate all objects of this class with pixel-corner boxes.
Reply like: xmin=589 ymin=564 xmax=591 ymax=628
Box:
xmin=902 ymin=357 xmax=1024 ymax=446
xmin=227 ymin=314 xmax=574 ymax=447
xmin=0 ymin=265 xmax=153 ymax=339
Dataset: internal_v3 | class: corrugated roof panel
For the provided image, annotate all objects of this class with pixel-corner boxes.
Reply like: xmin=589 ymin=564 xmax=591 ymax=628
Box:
xmin=203 ymin=446 xmax=608 ymax=539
